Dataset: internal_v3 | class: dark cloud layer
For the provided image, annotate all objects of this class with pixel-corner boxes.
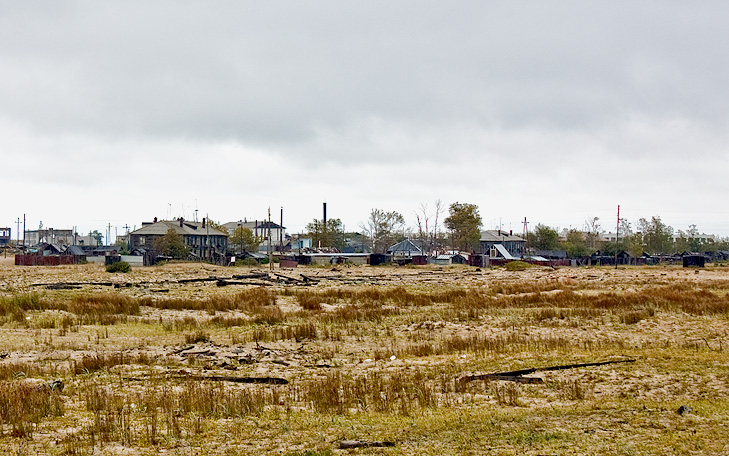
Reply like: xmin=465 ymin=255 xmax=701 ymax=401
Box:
xmin=2 ymin=2 xmax=729 ymax=151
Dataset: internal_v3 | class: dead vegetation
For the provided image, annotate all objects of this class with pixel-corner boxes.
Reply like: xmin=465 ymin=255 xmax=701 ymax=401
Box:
xmin=0 ymin=262 xmax=728 ymax=454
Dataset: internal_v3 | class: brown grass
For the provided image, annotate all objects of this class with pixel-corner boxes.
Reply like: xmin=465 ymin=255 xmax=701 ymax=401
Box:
xmin=0 ymin=381 xmax=64 ymax=438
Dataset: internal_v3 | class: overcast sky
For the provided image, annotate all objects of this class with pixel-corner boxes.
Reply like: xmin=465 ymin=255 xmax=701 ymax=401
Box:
xmin=1 ymin=1 xmax=728 ymax=241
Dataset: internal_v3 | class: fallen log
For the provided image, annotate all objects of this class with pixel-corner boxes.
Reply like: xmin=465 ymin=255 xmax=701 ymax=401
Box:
xmin=178 ymin=277 xmax=221 ymax=284
xmin=33 ymin=281 xmax=114 ymax=287
xmin=216 ymin=279 xmax=272 ymax=287
xmin=124 ymin=374 xmax=288 ymax=385
xmin=461 ymin=358 xmax=636 ymax=384
xmin=192 ymin=375 xmax=288 ymax=385
xmin=299 ymin=274 xmax=320 ymax=283
xmin=273 ymin=272 xmax=304 ymax=283
xmin=339 ymin=440 xmax=395 ymax=449
xmin=232 ymin=273 xmax=270 ymax=280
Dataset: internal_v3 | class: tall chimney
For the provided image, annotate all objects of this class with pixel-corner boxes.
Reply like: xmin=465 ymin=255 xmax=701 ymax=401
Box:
xmin=179 ymin=217 xmax=183 ymax=227
xmin=323 ymin=202 xmax=327 ymax=228
xmin=202 ymin=218 xmax=206 ymax=229
xmin=153 ymin=217 xmax=157 ymax=223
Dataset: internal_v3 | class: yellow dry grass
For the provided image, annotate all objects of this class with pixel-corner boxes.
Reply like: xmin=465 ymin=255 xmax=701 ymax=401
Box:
xmin=0 ymin=261 xmax=727 ymax=454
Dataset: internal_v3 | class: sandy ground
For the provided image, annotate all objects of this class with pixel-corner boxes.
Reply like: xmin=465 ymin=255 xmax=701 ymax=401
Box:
xmin=0 ymin=261 xmax=728 ymax=454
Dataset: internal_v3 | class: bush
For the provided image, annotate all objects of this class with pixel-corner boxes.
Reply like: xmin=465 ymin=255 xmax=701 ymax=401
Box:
xmin=106 ymin=261 xmax=131 ymax=273
xmin=504 ymin=260 xmax=531 ymax=271
xmin=236 ymin=258 xmax=259 ymax=266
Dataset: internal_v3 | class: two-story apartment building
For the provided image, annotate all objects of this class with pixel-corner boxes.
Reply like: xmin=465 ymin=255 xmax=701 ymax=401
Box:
xmin=129 ymin=218 xmax=228 ymax=259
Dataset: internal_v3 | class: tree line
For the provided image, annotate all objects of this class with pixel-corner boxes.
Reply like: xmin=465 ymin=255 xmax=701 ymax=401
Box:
xmin=530 ymin=216 xmax=729 ymax=257
xmin=142 ymin=205 xmax=728 ymax=259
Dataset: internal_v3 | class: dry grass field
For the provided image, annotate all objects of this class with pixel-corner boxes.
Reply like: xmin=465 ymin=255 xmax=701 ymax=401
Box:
xmin=0 ymin=258 xmax=728 ymax=455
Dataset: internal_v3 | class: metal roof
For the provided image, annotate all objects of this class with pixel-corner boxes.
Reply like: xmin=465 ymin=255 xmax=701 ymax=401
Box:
xmin=65 ymin=245 xmax=86 ymax=256
xmin=130 ymin=220 xmax=228 ymax=237
xmin=387 ymin=239 xmax=426 ymax=254
xmin=493 ymin=244 xmax=515 ymax=260
xmin=480 ymin=230 xmax=525 ymax=243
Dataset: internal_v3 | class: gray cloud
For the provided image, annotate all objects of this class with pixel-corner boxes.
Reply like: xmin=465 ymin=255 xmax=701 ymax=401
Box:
xmin=3 ymin=1 xmax=729 ymax=150
xmin=1 ymin=1 xmax=729 ymax=235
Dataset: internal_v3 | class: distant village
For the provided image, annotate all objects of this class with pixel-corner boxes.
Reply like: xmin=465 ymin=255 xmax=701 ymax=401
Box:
xmin=1 ymin=203 xmax=728 ymax=268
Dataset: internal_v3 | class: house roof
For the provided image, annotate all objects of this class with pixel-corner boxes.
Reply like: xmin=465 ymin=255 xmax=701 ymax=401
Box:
xmin=536 ymin=250 xmax=567 ymax=259
xmin=223 ymin=220 xmax=285 ymax=233
xmin=65 ymin=245 xmax=85 ymax=256
xmin=492 ymin=243 xmax=516 ymax=260
xmin=387 ymin=239 xmax=426 ymax=254
xmin=480 ymin=230 xmax=525 ymax=243
xmin=130 ymin=220 xmax=228 ymax=237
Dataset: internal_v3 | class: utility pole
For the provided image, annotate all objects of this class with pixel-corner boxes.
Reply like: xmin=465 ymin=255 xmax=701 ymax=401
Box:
xmin=615 ymin=205 xmax=620 ymax=269
xmin=22 ymin=214 xmax=25 ymax=249
xmin=522 ymin=217 xmax=529 ymax=259
xmin=268 ymin=207 xmax=273 ymax=271
xmin=16 ymin=218 xmax=20 ymax=246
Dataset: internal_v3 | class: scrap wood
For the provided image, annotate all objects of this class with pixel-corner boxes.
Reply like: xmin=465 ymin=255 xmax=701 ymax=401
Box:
xmin=461 ymin=358 xmax=636 ymax=384
xmin=216 ymin=279 xmax=272 ymax=287
xmin=299 ymin=274 xmax=319 ymax=283
xmin=273 ymin=272 xmax=304 ymax=282
xmin=339 ymin=440 xmax=395 ymax=449
xmin=124 ymin=374 xmax=288 ymax=385
xmin=33 ymin=281 xmax=114 ymax=288
xmin=231 ymin=272 xmax=270 ymax=280
xmin=191 ymin=375 xmax=288 ymax=385
xmin=178 ymin=277 xmax=221 ymax=284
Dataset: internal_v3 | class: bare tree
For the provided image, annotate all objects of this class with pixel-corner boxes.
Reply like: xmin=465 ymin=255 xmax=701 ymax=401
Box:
xmin=431 ymin=199 xmax=444 ymax=253
xmin=585 ymin=216 xmax=601 ymax=250
xmin=415 ymin=202 xmax=430 ymax=251
xmin=360 ymin=209 xmax=405 ymax=254
xmin=414 ymin=199 xmax=445 ymax=256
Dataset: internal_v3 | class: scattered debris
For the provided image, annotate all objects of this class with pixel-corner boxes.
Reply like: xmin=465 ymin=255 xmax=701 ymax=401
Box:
xmin=677 ymin=405 xmax=693 ymax=415
xmin=43 ymin=380 xmax=64 ymax=392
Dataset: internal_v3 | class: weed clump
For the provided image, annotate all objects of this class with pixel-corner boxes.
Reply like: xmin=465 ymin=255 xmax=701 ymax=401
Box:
xmin=0 ymin=381 xmax=65 ymax=438
xmin=106 ymin=261 xmax=131 ymax=273
xmin=504 ymin=261 xmax=531 ymax=271
xmin=185 ymin=330 xmax=210 ymax=344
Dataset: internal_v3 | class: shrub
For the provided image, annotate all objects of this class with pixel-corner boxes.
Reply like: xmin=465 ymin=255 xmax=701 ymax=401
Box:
xmin=236 ymin=258 xmax=259 ymax=266
xmin=106 ymin=261 xmax=131 ymax=273
xmin=504 ymin=260 xmax=531 ymax=271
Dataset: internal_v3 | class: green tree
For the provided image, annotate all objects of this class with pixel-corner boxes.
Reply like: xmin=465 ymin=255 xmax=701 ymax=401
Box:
xmin=444 ymin=202 xmax=482 ymax=251
xmin=306 ymin=218 xmax=345 ymax=250
xmin=154 ymin=228 xmax=190 ymax=259
xmin=561 ymin=229 xmax=590 ymax=258
xmin=89 ymin=230 xmax=103 ymax=246
xmin=529 ymin=224 xmax=560 ymax=251
xmin=114 ymin=238 xmax=129 ymax=255
xmin=637 ymin=216 xmax=674 ymax=254
xmin=676 ymin=224 xmax=707 ymax=253
xmin=601 ymin=218 xmax=634 ymax=257
xmin=360 ymin=209 xmax=406 ymax=254
xmin=230 ymin=227 xmax=260 ymax=254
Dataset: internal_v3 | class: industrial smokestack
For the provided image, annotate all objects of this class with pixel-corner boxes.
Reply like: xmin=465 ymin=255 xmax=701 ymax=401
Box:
xmin=323 ymin=202 xmax=327 ymax=228
xmin=202 ymin=218 xmax=206 ymax=229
